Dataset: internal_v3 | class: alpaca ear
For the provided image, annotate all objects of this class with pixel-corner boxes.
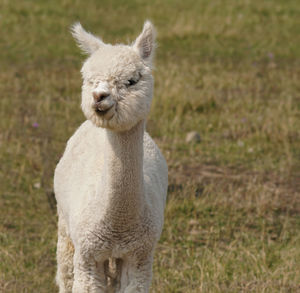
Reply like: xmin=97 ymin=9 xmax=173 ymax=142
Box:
xmin=133 ymin=21 xmax=156 ymax=63
xmin=71 ymin=22 xmax=104 ymax=55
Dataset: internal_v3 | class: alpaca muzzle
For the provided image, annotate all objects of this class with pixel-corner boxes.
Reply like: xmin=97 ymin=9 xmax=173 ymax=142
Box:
xmin=93 ymin=98 xmax=116 ymax=120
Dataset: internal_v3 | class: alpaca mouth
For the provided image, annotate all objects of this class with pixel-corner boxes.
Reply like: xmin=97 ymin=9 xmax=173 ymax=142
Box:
xmin=95 ymin=107 xmax=111 ymax=115
xmin=94 ymin=104 xmax=115 ymax=120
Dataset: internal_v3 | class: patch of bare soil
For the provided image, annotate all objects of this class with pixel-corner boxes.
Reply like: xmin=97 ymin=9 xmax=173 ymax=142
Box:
xmin=168 ymin=162 xmax=300 ymax=214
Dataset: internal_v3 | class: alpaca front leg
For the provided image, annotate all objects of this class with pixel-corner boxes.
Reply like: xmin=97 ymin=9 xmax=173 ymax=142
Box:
xmin=72 ymin=252 xmax=107 ymax=293
xmin=124 ymin=255 xmax=153 ymax=293
xmin=56 ymin=217 xmax=74 ymax=293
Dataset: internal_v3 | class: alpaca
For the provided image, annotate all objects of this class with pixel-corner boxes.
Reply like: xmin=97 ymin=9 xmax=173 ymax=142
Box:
xmin=54 ymin=21 xmax=168 ymax=293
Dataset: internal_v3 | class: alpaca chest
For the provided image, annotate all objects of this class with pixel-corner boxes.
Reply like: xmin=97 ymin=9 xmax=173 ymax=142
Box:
xmin=78 ymin=216 xmax=156 ymax=259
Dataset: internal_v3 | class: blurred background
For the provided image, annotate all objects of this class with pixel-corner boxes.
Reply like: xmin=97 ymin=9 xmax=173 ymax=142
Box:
xmin=0 ymin=0 xmax=299 ymax=292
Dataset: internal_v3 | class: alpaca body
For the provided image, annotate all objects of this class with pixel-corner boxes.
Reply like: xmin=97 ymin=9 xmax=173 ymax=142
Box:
xmin=55 ymin=119 xmax=167 ymax=250
xmin=54 ymin=21 xmax=167 ymax=292
xmin=55 ymin=119 xmax=167 ymax=292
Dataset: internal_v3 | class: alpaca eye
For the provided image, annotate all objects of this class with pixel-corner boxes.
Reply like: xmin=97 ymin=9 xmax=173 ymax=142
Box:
xmin=127 ymin=79 xmax=138 ymax=87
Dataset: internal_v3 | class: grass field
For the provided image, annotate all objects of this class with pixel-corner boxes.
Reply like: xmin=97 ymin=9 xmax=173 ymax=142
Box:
xmin=0 ymin=0 xmax=299 ymax=292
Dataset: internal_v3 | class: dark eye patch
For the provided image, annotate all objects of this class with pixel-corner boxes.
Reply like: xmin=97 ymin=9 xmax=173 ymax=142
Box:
xmin=128 ymin=79 xmax=138 ymax=86
xmin=126 ymin=73 xmax=142 ymax=87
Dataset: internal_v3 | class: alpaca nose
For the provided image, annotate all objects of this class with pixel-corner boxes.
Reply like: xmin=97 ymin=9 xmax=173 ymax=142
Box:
xmin=93 ymin=91 xmax=110 ymax=103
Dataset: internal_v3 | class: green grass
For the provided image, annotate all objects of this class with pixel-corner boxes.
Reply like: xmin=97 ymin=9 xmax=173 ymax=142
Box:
xmin=0 ymin=0 xmax=299 ymax=292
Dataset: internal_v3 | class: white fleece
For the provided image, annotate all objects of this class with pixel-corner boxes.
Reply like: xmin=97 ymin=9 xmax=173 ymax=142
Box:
xmin=54 ymin=21 xmax=168 ymax=293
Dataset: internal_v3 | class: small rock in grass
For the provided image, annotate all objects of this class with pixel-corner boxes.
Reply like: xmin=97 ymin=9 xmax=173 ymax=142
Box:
xmin=186 ymin=131 xmax=201 ymax=143
xmin=34 ymin=182 xmax=41 ymax=189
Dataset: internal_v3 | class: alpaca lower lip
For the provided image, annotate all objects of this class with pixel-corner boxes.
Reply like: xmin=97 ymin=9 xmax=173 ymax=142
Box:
xmin=95 ymin=105 xmax=113 ymax=115
xmin=96 ymin=108 xmax=109 ymax=115
xmin=95 ymin=104 xmax=115 ymax=120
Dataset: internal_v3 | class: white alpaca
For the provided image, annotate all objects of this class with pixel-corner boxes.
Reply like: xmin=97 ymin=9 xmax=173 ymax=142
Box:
xmin=54 ymin=21 xmax=168 ymax=293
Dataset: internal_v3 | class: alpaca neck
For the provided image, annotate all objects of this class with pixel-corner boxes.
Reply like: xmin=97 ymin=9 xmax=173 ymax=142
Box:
xmin=103 ymin=120 xmax=145 ymax=227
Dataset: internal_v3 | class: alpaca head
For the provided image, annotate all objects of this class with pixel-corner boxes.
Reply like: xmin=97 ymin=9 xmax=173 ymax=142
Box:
xmin=71 ymin=21 xmax=156 ymax=132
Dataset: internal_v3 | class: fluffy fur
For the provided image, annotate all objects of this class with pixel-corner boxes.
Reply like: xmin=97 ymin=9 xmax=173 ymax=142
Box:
xmin=54 ymin=21 xmax=168 ymax=293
